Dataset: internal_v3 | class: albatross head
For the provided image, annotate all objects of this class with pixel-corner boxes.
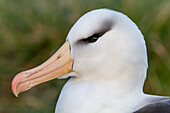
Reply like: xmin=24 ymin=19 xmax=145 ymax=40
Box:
xmin=11 ymin=9 xmax=148 ymax=97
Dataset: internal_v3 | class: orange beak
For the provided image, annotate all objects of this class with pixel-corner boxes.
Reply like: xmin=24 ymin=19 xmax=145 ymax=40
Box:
xmin=11 ymin=41 xmax=73 ymax=97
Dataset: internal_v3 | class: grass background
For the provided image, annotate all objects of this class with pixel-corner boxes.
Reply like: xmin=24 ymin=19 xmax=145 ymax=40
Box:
xmin=0 ymin=0 xmax=169 ymax=112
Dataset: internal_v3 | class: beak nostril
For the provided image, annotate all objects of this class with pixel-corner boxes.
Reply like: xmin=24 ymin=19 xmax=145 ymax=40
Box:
xmin=57 ymin=54 xmax=62 ymax=59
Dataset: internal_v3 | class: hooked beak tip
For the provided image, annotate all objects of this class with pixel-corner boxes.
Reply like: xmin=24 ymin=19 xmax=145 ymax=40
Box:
xmin=11 ymin=72 xmax=24 ymax=97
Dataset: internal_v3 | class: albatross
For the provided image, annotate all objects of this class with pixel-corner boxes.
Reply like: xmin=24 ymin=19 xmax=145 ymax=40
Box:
xmin=11 ymin=9 xmax=170 ymax=113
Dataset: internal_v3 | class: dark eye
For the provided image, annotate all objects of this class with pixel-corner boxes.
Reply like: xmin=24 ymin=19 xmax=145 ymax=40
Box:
xmin=82 ymin=33 xmax=100 ymax=43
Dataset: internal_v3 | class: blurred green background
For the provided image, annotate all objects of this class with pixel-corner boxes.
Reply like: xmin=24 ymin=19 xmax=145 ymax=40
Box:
xmin=0 ymin=0 xmax=169 ymax=113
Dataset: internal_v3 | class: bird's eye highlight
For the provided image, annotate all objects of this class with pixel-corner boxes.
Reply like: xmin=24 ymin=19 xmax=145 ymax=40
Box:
xmin=82 ymin=34 xmax=100 ymax=43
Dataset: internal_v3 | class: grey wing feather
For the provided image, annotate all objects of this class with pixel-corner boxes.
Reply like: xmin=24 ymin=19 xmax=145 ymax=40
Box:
xmin=134 ymin=99 xmax=170 ymax=113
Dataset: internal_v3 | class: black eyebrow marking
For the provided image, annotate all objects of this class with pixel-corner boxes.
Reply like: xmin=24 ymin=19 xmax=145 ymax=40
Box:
xmin=77 ymin=19 xmax=113 ymax=44
xmin=97 ymin=19 xmax=113 ymax=36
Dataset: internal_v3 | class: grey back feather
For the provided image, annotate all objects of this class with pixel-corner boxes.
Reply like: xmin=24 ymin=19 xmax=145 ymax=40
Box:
xmin=134 ymin=99 xmax=170 ymax=113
